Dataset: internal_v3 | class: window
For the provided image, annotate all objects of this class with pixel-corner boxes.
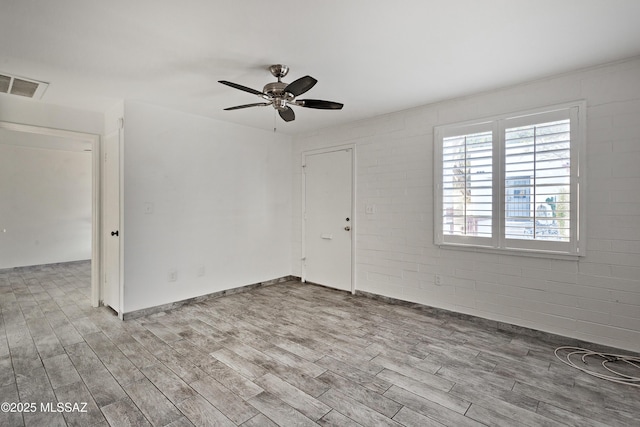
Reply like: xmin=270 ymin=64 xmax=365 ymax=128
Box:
xmin=434 ymin=102 xmax=585 ymax=256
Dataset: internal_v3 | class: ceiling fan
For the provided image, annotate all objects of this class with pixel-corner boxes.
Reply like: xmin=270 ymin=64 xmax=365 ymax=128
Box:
xmin=219 ymin=64 xmax=343 ymax=122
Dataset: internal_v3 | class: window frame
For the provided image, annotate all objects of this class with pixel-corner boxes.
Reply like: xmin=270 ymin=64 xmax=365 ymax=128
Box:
xmin=434 ymin=101 xmax=586 ymax=258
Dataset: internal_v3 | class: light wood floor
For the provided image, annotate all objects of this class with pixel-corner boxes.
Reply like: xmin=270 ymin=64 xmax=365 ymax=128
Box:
xmin=1 ymin=261 xmax=639 ymax=426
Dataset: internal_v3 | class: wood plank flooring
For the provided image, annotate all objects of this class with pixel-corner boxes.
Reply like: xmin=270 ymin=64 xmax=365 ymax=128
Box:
xmin=1 ymin=261 xmax=639 ymax=426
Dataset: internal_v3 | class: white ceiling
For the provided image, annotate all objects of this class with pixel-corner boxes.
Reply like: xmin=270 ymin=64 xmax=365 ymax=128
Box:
xmin=2 ymin=0 xmax=640 ymax=135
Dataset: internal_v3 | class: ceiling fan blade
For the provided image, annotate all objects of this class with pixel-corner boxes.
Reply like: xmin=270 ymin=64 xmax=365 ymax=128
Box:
xmin=278 ymin=107 xmax=295 ymax=122
xmin=224 ymin=102 xmax=271 ymax=111
xmin=219 ymin=80 xmax=267 ymax=97
xmin=284 ymin=75 xmax=317 ymax=97
xmin=297 ymin=99 xmax=344 ymax=110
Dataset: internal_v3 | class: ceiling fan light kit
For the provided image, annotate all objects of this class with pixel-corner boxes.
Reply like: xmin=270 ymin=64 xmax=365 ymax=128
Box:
xmin=219 ymin=64 xmax=343 ymax=122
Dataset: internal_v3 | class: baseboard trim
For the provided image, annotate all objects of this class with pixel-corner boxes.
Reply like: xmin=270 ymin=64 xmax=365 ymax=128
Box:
xmin=122 ymin=275 xmax=299 ymax=320
xmin=355 ymin=289 xmax=640 ymax=356
xmin=121 ymin=275 xmax=636 ymax=356
xmin=0 ymin=259 xmax=90 ymax=273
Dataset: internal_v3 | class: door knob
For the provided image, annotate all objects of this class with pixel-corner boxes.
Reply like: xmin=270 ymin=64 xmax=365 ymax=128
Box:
xmin=344 ymin=226 xmax=351 ymax=231
xmin=111 ymin=230 xmax=119 ymax=236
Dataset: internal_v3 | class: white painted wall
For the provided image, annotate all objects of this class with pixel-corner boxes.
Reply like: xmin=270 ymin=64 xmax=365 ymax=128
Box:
xmin=122 ymin=101 xmax=292 ymax=313
xmin=292 ymin=57 xmax=640 ymax=352
xmin=0 ymin=141 xmax=92 ymax=268
xmin=105 ymin=101 xmax=124 ymax=135
xmin=0 ymin=96 xmax=103 ymax=135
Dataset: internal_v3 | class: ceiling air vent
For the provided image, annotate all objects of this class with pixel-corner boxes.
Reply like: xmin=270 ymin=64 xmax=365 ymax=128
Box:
xmin=0 ymin=72 xmax=48 ymax=99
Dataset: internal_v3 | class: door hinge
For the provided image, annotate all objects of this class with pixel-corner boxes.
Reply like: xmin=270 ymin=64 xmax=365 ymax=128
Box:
xmin=118 ymin=117 xmax=124 ymax=129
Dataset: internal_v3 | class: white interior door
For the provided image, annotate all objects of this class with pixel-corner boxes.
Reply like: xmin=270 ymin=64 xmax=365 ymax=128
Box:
xmin=103 ymin=130 xmax=121 ymax=313
xmin=303 ymin=148 xmax=353 ymax=292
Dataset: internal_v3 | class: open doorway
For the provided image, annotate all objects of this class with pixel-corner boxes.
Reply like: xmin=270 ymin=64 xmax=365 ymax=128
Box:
xmin=0 ymin=121 xmax=101 ymax=307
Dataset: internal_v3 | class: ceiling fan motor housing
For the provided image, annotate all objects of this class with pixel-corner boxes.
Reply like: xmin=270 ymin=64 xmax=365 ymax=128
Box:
xmin=262 ymin=81 xmax=287 ymax=96
xmin=263 ymin=81 xmax=293 ymax=111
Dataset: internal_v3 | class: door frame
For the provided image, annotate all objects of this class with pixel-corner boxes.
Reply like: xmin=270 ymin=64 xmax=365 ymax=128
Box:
xmin=301 ymin=144 xmax=356 ymax=293
xmin=0 ymin=121 xmax=102 ymax=307
xmin=102 ymin=127 xmax=124 ymax=318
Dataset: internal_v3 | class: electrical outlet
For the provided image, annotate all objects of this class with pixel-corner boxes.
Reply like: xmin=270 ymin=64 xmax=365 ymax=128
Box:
xmin=435 ymin=274 xmax=442 ymax=286
xmin=365 ymin=204 xmax=376 ymax=214
xmin=168 ymin=269 xmax=177 ymax=282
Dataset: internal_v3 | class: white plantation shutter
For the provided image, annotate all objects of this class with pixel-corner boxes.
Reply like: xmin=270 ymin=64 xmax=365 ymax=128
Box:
xmin=436 ymin=122 xmax=495 ymax=247
xmin=435 ymin=103 xmax=584 ymax=256
xmin=442 ymin=131 xmax=493 ymax=238
xmin=504 ymin=119 xmax=570 ymax=239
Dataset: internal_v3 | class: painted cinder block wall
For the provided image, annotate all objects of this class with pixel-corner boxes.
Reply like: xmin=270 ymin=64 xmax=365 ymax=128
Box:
xmin=291 ymin=57 xmax=640 ymax=352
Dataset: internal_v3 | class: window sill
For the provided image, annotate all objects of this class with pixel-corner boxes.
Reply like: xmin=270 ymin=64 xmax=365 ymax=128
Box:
xmin=436 ymin=242 xmax=583 ymax=261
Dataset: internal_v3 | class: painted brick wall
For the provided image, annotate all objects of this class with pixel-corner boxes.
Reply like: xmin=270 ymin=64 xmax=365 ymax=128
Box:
xmin=291 ymin=57 xmax=640 ymax=352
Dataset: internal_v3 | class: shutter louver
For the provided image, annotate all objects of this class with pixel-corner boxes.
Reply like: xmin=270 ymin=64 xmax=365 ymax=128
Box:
xmin=504 ymin=119 xmax=571 ymax=242
xmin=442 ymin=130 xmax=493 ymax=238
